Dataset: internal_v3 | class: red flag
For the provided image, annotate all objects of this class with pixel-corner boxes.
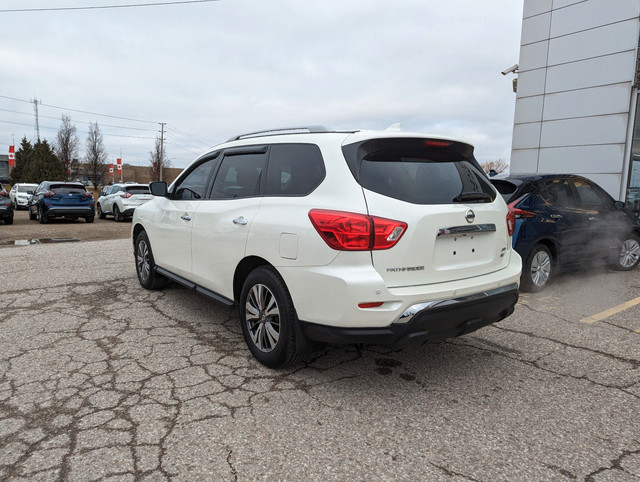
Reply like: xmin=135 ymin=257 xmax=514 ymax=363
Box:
xmin=8 ymin=145 xmax=15 ymax=166
xmin=117 ymin=158 xmax=122 ymax=173
xmin=109 ymin=163 xmax=114 ymax=176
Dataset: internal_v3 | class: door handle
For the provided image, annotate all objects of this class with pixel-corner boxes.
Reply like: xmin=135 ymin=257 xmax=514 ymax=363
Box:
xmin=233 ymin=216 xmax=248 ymax=225
xmin=181 ymin=214 xmax=191 ymax=221
xmin=550 ymin=214 xmax=563 ymax=219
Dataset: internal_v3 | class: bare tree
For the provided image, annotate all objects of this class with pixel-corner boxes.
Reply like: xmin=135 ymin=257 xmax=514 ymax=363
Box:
xmin=85 ymin=122 xmax=109 ymax=189
xmin=54 ymin=115 xmax=80 ymax=181
xmin=481 ymin=159 xmax=509 ymax=176
xmin=149 ymin=136 xmax=171 ymax=182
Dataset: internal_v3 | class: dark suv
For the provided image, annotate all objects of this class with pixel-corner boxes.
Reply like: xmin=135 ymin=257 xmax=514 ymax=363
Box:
xmin=0 ymin=186 xmax=13 ymax=225
xmin=28 ymin=181 xmax=95 ymax=224
xmin=492 ymin=174 xmax=640 ymax=291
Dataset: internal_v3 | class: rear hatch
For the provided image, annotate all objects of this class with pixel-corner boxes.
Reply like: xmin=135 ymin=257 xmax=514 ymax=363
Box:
xmin=48 ymin=184 xmax=93 ymax=205
xmin=342 ymin=137 xmax=512 ymax=288
xmin=125 ymin=185 xmax=153 ymax=206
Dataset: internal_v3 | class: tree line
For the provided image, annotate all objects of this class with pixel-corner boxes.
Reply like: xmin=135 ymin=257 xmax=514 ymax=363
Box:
xmin=10 ymin=115 xmax=171 ymax=188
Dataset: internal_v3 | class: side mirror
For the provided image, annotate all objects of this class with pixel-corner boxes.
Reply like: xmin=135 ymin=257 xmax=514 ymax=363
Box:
xmin=150 ymin=181 xmax=168 ymax=197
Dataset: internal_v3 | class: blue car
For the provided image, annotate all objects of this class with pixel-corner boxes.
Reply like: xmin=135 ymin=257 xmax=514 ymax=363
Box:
xmin=0 ymin=186 xmax=13 ymax=225
xmin=492 ymin=174 xmax=640 ymax=292
xmin=28 ymin=181 xmax=95 ymax=224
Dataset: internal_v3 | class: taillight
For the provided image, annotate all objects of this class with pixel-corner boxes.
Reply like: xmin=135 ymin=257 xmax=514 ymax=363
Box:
xmin=44 ymin=191 xmax=55 ymax=198
xmin=84 ymin=192 xmax=93 ymax=197
xmin=507 ymin=200 xmax=535 ymax=219
xmin=120 ymin=192 xmax=132 ymax=198
xmin=425 ymin=140 xmax=451 ymax=148
xmin=0 ymin=192 xmax=8 ymax=198
xmin=506 ymin=207 xmax=516 ymax=237
xmin=308 ymin=209 xmax=407 ymax=251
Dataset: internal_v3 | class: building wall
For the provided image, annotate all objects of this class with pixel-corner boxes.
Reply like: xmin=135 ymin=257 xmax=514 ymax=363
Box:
xmin=511 ymin=0 xmax=640 ymax=199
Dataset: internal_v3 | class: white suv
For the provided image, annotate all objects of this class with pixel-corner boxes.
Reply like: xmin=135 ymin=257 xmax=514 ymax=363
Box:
xmin=9 ymin=183 xmax=38 ymax=209
xmin=97 ymin=183 xmax=152 ymax=221
xmin=132 ymin=127 xmax=522 ymax=367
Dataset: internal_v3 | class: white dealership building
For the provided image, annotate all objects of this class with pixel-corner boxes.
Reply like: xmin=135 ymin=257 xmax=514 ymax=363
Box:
xmin=510 ymin=0 xmax=640 ymax=206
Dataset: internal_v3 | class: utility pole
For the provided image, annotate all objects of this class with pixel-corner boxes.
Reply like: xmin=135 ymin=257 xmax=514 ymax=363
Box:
xmin=159 ymin=122 xmax=166 ymax=182
xmin=32 ymin=98 xmax=41 ymax=141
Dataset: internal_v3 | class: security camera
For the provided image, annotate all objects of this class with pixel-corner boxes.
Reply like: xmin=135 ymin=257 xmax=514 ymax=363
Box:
xmin=501 ymin=64 xmax=519 ymax=75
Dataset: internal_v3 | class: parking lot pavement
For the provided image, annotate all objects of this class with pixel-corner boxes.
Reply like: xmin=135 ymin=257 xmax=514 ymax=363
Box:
xmin=1 ymin=239 xmax=639 ymax=481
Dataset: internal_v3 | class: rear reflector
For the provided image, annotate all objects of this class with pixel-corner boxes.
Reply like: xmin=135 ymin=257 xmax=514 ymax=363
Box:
xmin=308 ymin=209 xmax=407 ymax=251
xmin=358 ymin=302 xmax=384 ymax=309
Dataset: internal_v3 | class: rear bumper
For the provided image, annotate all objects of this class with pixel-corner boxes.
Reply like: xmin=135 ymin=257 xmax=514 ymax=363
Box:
xmin=300 ymin=284 xmax=518 ymax=347
xmin=45 ymin=206 xmax=94 ymax=218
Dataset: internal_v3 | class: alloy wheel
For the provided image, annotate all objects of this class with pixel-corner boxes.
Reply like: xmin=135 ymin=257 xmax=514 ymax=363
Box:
xmin=619 ymin=238 xmax=640 ymax=269
xmin=136 ymin=239 xmax=150 ymax=282
xmin=245 ymin=284 xmax=280 ymax=352
xmin=530 ymin=250 xmax=551 ymax=287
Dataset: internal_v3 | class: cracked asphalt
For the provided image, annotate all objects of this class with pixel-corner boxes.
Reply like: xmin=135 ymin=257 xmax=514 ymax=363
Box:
xmin=1 ymin=235 xmax=639 ymax=481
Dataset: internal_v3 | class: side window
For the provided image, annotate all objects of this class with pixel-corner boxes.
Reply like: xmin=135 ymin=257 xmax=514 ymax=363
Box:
xmin=540 ymin=179 xmax=573 ymax=208
xmin=265 ymin=144 xmax=325 ymax=196
xmin=211 ymin=151 xmax=268 ymax=199
xmin=173 ymin=156 xmax=218 ymax=200
xmin=572 ymin=179 xmax=611 ymax=211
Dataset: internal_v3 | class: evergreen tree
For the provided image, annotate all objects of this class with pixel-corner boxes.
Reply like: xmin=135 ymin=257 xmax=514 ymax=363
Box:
xmin=28 ymin=139 xmax=64 ymax=183
xmin=10 ymin=137 xmax=34 ymax=184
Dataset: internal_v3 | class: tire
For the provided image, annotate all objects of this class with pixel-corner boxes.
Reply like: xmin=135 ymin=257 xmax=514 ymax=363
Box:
xmin=29 ymin=208 xmax=37 ymax=221
xmin=135 ymin=230 xmax=169 ymax=290
xmin=239 ymin=266 xmax=300 ymax=368
xmin=114 ymin=205 xmax=122 ymax=222
xmin=85 ymin=215 xmax=95 ymax=224
xmin=4 ymin=216 xmax=13 ymax=225
xmin=38 ymin=206 xmax=48 ymax=224
xmin=520 ymin=244 xmax=553 ymax=293
xmin=611 ymin=234 xmax=640 ymax=271
xmin=97 ymin=203 xmax=106 ymax=219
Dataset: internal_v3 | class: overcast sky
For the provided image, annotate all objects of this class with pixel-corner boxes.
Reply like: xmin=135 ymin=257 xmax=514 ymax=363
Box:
xmin=1 ymin=0 xmax=524 ymax=169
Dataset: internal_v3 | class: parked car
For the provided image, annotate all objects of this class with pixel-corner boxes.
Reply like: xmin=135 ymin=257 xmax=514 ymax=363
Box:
xmin=28 ymin=181 xmax=95 ymax=224
xmin=97 ymin=183 xmax=152 ymax=221
xmin=491 ymin=174 xmax=640 ymax=292
xmin=9 ymin=183 xmax=38 ymax=210
xmin=132 ymin=126 xmax=522 ymax=367
xmin=0 ymin=186 xmax=13 ymax=224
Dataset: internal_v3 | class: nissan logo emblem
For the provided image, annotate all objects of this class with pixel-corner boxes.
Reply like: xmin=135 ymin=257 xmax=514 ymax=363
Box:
xmin=465 ymin=209 xmax=475 ymax=223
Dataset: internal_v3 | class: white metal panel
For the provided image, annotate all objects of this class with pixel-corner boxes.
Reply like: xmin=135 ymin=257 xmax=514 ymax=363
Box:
xmin=542 ymin=83 xmax=632 ymax=121
xmin=550 ymin=0 xmax=640 ymax=38
xmin=515 ymin=95 xmax=544 ymax=124
xmin=577 ymin=173 xmax=623 ymax=200
xmin=515 ymin=69 xmax=547 ymax=97
xmin=537 ymin=144 xmax=626 ymax=173
xmin=552 ymin=0 xmax=586 ymax=8
xmin=548 ymin=19 xmax=639 ymax=65
xmin=510 ymin=149 xmax=540 ymax=173
xmin=513 ymin=122 xmax=542 ymax=149
xmin=524 ymin=0 xmax=552 ymax=18
xmin=545 ymin=51 xmax=636 ymax=93
xmin=540 ymin=114 xmax=629 ymax=147
xmin=521 ymin=12 xmax=551 ymax=45
xmin=519 ymin=41 xmax=550 ymax=71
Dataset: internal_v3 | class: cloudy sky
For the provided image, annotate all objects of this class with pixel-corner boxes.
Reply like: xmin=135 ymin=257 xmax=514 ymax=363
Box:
xmin=1 ymin=0 xmax=524 ymax=169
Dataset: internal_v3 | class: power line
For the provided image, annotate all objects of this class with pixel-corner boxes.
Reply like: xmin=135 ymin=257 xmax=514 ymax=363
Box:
xmin=0 ymin=0 xmax=219 ymax=13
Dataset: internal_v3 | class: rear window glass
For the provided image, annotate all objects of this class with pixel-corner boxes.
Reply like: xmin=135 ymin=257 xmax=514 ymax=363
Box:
xmin=125 ymin=186 xmax=150 ymax=195
xmin=265 ymin=144 xmax=325 ymax=196
xmin=343 ymin=138 xmax=495 ymax=205
xmin=50 ymin=184 xmax=86 ymax=194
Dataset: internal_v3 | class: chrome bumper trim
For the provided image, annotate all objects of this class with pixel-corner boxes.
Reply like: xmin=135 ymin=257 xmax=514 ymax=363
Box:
xmin=393 ymin=283 xmax=519 ymax=324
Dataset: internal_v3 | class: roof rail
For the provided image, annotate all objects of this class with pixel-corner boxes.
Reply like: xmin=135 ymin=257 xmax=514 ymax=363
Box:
xmin=226 ymin=126 xmax=330 ymax=142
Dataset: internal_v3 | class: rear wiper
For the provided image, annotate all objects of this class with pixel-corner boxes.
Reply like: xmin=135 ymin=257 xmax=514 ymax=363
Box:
xmin=452 ymin=192 xmax=493 ymax=203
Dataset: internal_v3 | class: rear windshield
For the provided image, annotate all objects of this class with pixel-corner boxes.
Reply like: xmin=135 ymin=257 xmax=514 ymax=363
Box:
xmin=342 ymin=138 xmax=495 ymax=205
xmin=490 ymin=180 xmax=518 ymax=202
xmin=125 ymin=186 xmax=150 ymax=195
xmin=50 ymin=184 xmax=86 ymax=194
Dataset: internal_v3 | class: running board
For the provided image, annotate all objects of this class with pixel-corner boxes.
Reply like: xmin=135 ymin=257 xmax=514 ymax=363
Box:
xmin=155 ymin=267 xmax=236 ymax=308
